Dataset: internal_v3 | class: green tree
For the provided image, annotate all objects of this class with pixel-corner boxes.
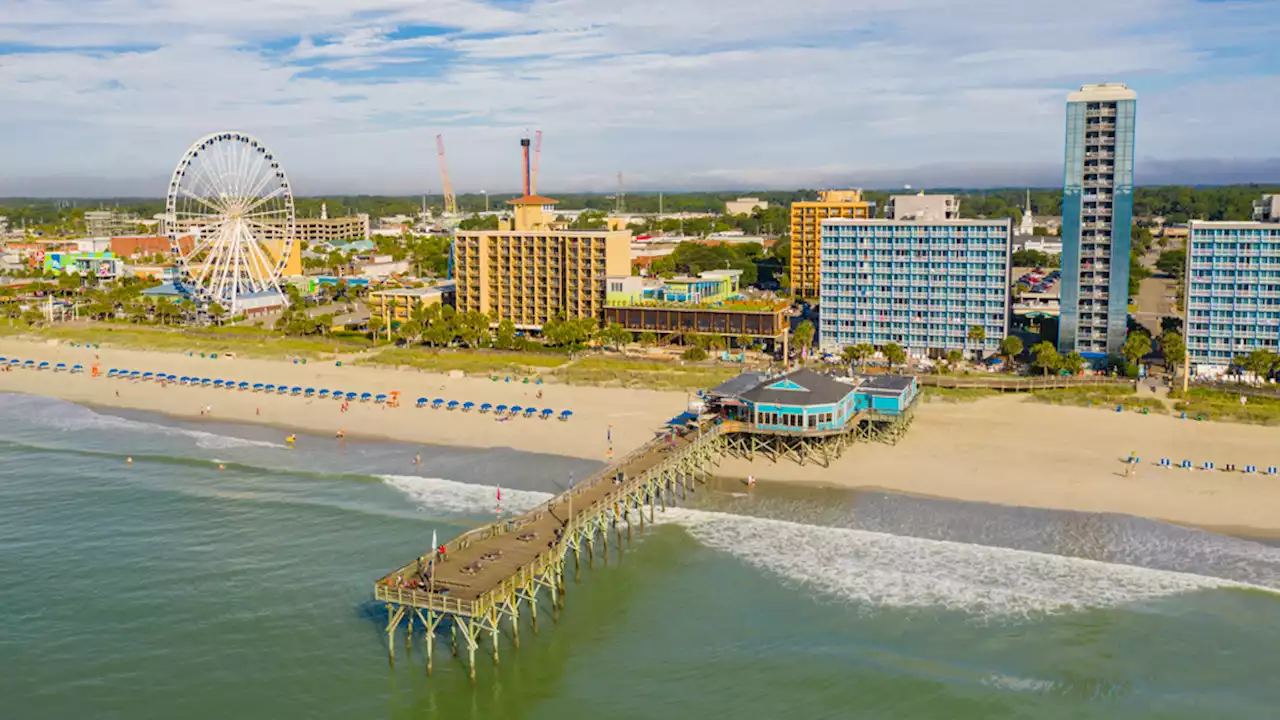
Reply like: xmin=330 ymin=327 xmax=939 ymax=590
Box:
xmin=967 ymin=325 xmax=987 ymax=361
xmin=1155 ymin=249 xmax=1185 ymax=278
xmin=1243 ymin=349 xmax=1279 ymax=380
xmin=1061 ymin=351 xmax=1086 ymax=376
xmin=945 ymin=349 xmax=963 ymax=370
xmin=882 ymin=342 xmax=906 ymax=371
xmin=1160 ymin=331 xmax=1185 ymax=372
xmin=367 ymin=315 xmax=385 ymax=340
xmin=495 ymin=318 xmax=517 ymax=350
xmin=681 ymin=346 xmax=708 ymax=362
xmin=1031 ymin=341 xmax=1060 ymax=376
xmin=638 ymin=331 xmax=658 ymax=347
xmin=1122 ymin=331 xmax=1153 ymax=368
xmin=998 ymin=335 xmax=1024 ymax=368
xmin=792 ymin=320 xmax=815 ymax=357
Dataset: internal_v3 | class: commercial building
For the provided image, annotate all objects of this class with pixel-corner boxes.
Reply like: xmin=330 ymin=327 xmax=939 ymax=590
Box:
xmin=885 ymin=193 xmax=960 ymax=221
xmin=42 ymin=251 xmax=125 ymax=280
xmin=1057 ymin=82 xmax=1137 ymax=358
xmin=1255 ymin=195 xmax=1280 ymax=223
xmin=790 ymin=190 xmax=873 ymax=300
xmin=607 ymin=269 xmax=742 ymax=305
xmin=708 ymin=369 xmax=919 ymax=432
xmin=604 ymin=270 xmax=787 ymax=346
xmin=369 ymin=283 xmax=456 ymax=324
xmin=295 ymin=215 xmax=371 ymax=244
xmin=818 ymin=218 xmax=1011 ymax=356
xmin=85 ymin=210 xmax=131 ymax=238
xmin=110 ymin=235 xmax=192 ymax=258
xmin=1185 ymin=220 xmax=1280 ymax=370
xmin=725 ymin=197 xmax=769 ymax=215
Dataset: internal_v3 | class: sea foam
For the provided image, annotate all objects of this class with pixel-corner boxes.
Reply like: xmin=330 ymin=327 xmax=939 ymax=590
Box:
xmin=380 ymin=474 xmax=1270 ymax=616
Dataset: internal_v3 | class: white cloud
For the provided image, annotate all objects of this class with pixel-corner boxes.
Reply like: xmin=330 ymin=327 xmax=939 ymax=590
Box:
xmin=1 ymin=0 xmax=1278 ymax=195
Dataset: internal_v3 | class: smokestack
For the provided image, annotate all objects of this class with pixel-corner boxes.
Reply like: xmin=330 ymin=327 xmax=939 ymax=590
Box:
xmin=521 ymin=137 xmax=532 ymax=197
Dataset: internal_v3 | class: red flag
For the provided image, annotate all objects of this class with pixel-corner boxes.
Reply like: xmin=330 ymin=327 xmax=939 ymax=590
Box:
xmin=496 ymin=486 xmax=502 ymax=502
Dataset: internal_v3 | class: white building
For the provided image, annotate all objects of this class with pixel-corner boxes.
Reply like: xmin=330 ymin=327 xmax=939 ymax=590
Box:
xmin=886 ymin=193 xmax=961 ymax=221
xmin=725 ymin=197 xmax=769 ymax=215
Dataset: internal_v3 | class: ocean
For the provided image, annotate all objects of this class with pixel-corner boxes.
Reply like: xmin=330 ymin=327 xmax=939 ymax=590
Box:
xmin=2 ymin=393 xmax=1279 ymax=719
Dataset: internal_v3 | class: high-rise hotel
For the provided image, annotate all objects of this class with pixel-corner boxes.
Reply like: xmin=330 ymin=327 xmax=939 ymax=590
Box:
xmin=1057 ymin=83 xmax=1136 ymax=358
xmin=818 ymin=215 xmax=1011 ymax=356
xmin=1185 ymin=206 xmax=1280 ymax=370
xmin=789 ymin=190 xmax=872 ymax=300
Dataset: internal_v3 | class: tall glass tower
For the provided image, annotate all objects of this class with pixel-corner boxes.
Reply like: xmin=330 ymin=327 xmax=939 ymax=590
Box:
xmin=1058 ymin=83 xmax=1136 ymax=358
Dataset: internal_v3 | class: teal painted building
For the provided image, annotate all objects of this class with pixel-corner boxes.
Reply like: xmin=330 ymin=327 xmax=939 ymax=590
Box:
xmin=709 ymin=369 xmax=918 ymax=435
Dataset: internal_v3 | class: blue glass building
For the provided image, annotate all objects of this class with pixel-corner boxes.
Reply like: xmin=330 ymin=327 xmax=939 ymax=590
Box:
xmin=818 ymin=218 xmax=1010 ymax=356
xmin=1058 ymin=83 xmax=1137 ymax=358
xmin=1186 ymin=221 xmax=1280 ymax=369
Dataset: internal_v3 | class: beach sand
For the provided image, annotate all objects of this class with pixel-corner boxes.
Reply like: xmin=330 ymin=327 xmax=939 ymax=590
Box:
xmin=0 ymin=338 xmax=682 ymax=461
xmin=719 ymin=395 xmax=1280 ymax=536
xmin=5 ymin=337 xmax=1280 ymax=534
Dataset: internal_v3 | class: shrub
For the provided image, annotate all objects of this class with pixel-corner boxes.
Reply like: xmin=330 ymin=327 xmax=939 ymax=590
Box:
xmin=681 ymin=346 xmax=708 ymax=362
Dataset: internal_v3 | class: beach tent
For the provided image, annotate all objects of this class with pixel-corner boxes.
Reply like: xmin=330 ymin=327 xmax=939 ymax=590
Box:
xmin=319 ymin=389 xmax=331 ymax=398
xmin=375 ymin=394 xmax=387 ymax=403
xmin=72 ymin=365 xmax=84 ymax=374
xmin=560 ymin=410 xmax=573 ymax=421
xmin=447 ymin=400 xmax=460 ymax=410
xmin=480 ymin=403 xmax=493 ymax=413
xmin=541 ymin=408 xmax=553 ymax=419
xmin=416 ymin=397 xmax=428 ymax=407
xmin=462 ymin=401 xmax=475 ymax=411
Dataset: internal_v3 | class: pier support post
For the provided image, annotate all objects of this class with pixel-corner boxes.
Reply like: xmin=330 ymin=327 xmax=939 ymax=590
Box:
xmin=531 ymin=592 xmax=539 ymax=633
xmin=424 ymin=610 xmax=436 ymax=676
xmin=491 ymin=618 xmax=500 ymax=666
xmin=451 ymin=623 xmax=457 ymax=657
xmin=511 ymin=603 xmax=520 ymax=649
xmin=386 ymin=604 xmax=395 ymax=664
xmin=650 ymin=488 xmax=656 ymax=523
xmin=601 ymin=523 xmax=608 ymax=565
xmin=588 ymin=536 xmax=595 ymax=569
xmin=660 ymin=482 xmax=667 ymax=513
xmin=626 ymin=505 xmax=632 ymax=543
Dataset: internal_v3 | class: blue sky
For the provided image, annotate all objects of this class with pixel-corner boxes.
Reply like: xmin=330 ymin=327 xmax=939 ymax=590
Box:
xmin=1 ymin=0 xmax=1278 ymax=196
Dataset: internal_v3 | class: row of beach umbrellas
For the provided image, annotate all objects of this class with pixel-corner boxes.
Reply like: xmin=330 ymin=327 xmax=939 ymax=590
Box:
xmin=1 ymin=357 xmax=85 ymax=373
xmin=2 ymin=355 xmax=575 ymax=420
xmin=415 ymin=397 xmax=573 ymax=420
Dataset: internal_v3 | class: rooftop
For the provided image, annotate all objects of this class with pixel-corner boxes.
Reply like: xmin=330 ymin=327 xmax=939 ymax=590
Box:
xmin=507 ymin=195 xmax=561 ymax=206
xmin=371 ymin=283 xmax=456 ymax=297
xmin=736 ymin=368 xmax=858 ymax=407
xmin=1067 ymin=82 xmax=1136 ymax=102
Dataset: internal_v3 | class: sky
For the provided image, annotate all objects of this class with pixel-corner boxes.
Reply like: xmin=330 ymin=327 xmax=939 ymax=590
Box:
xmin=2 ymin=0 xmax=1279 ymax=196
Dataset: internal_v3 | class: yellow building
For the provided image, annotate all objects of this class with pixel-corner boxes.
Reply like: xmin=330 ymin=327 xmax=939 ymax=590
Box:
xmin=369 ymin=283 xmax=456 ymax=324
xmin=454 ymin=194 xmax=631 ymax=329
xmin=789 ymin=190 xmax=871 ymax=300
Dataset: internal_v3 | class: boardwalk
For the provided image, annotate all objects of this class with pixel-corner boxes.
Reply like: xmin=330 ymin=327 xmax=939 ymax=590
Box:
xmin=374 ymin=420 xmax=725 ymax=680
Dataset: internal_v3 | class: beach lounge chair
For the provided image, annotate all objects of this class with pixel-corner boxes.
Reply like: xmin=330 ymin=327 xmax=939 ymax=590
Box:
xmin=480 ymin=403 xmax=493 ymax=413
xmin=375 ymin=394 xmax=387 ymax=403
xmin=318 ymin=389 xmax=330 ymax=398
xmin=416 ymin=397 xmax=428 ymax=408
xmin=447 ymin=400 xmax=459 ymax=410
xmin=462 ymin=401 xmax=475 ymax=411
xmin=560 ymin=410 xmax=573 ymax=421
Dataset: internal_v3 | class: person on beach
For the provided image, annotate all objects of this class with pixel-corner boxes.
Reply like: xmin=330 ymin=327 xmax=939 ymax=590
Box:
xmin=437 ymin=544 xmax=447 ymax=562
xmin=747 ymin=475 xmax=756 ymax=488
xmin=414 ymin=453 xmax=421 ymax=466
xmin=335 ymin=429 xmax=345 ymax=440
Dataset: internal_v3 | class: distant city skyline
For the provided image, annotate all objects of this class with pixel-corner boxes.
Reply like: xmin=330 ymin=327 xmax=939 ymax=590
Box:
xmin=3 ymin=0 xmax=1279 ymax=196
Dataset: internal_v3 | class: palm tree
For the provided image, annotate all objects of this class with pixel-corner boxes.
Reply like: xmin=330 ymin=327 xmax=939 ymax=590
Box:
xmin=793 ymin=320 xmax=815 ymax=359
xmin=967 ymin=325 xmax=987 ymax=362
xmin=999 ymin=335 xmax=1023 ymax=371
xmin=882 ymin=342 xmax=906 ymax=372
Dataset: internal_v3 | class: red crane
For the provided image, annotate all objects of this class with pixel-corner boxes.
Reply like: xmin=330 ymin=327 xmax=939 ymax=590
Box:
xmin=436 ymin=134 xmax=457 ymax=216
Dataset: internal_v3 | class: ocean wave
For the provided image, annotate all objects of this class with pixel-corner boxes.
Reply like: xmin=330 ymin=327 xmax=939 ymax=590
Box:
xmin=0 ymin=394 xmax=284 ymax=449
xmin=381 ymin=475 xmax=1271 ymax=616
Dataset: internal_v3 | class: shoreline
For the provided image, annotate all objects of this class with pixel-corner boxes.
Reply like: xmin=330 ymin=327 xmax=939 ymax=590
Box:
xmin=5 ymin=337 xmax=1280 ymax=535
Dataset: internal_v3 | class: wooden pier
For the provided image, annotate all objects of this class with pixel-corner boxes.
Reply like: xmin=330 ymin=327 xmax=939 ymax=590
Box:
xmin=374 ymin=421 xmax=726 ymax=681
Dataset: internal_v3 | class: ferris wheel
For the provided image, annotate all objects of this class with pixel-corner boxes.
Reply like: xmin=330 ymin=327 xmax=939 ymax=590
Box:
xmin=164 ymin=131 xmax=296 ymax=313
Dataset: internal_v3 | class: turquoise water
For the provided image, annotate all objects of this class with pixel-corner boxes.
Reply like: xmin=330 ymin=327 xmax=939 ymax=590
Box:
xmin=3 ymin=394 xmax=1280 ymax=719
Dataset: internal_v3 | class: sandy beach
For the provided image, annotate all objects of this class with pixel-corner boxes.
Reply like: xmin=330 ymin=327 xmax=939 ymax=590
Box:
xmin=0 ymin=338 xmax=681 ymax=462
xmin=5 ymin=336 xmax=1280 ymax=534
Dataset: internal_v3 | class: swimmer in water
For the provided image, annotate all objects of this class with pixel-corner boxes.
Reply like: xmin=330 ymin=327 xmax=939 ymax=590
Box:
xmin=126 ymin=457 xmax=133 ymax=465
xmin=414 ymin=453 xmax=421 ymax=466
xmin=335 ymin=429 xmax=345 ymax=440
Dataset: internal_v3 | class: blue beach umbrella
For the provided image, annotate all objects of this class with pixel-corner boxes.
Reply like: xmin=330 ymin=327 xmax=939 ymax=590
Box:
xmin=72 ymin=364 xmax=84 ymax=373
xmin=264 ymin=384 xmax=275 ymax=392
xmin=25 ymin=360 xmax=36 ymax=368
xmin=523 ymin=407 xmax=537 ymax=417
xmin=202 ymin=378 xmax=212 ymax=386
xmin=432 ymin=398 xmax=444 ymax=408
xmin=10 ymin=359 xmax=22 ymax=366
xmin=214 ymin=380 xmax=224 ymax=387
xmin=55 ymin=363 xmax=67 ymax=371
xmin=495 ymin=404 xmax=508 ymax=414
xmin=510 ymin=405 xmax=523 ymax=415
xmin=141 ymin=371 xmax=153 ymax=378
xmin=253 ymin=383 xmax=265 ymax=391
xmin=0 ymin=356 xmax=5 ymax=362
xmin=462 ymin=401 xmax=475 ymax=411
xmin=38 ymin=361 xmax=50 ymax=369
xmin=277 ymin=385 xmax=289 ymax=394
xmin=318 ymin=389 xmax=330 ymax=398
xmin=375 ymin=394 xmax=387 ymax=403
xmin=480 ymin=403 xmax=493 ymax=413
xmin=345 ymin=392 xmax=358 ymax=401
xmin=238 ymin=382 xmax=249 ymax=390
xmin=416 ymin=397 xmax=428 ymax=407
xmin=560 ymin=410 xmax=573 ymax=421
xmin=541 ymin=408 xmax=553 ymax=418
xmin=304 ymin=388 xmax=315 ymax=397
xmin=291 ymin=387 xmax=302 ymax=395
xmin=360 ymin=392 xmax=372 ymax=401
xmin=447 ymin=400 xmax=459 ymax=410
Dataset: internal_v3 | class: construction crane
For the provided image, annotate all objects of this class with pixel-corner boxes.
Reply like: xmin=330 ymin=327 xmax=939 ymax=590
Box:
xmin=530 ymin=130 xmax=543 ymax=195
xmin=436 ymin=134 xmax=457 ymax=217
